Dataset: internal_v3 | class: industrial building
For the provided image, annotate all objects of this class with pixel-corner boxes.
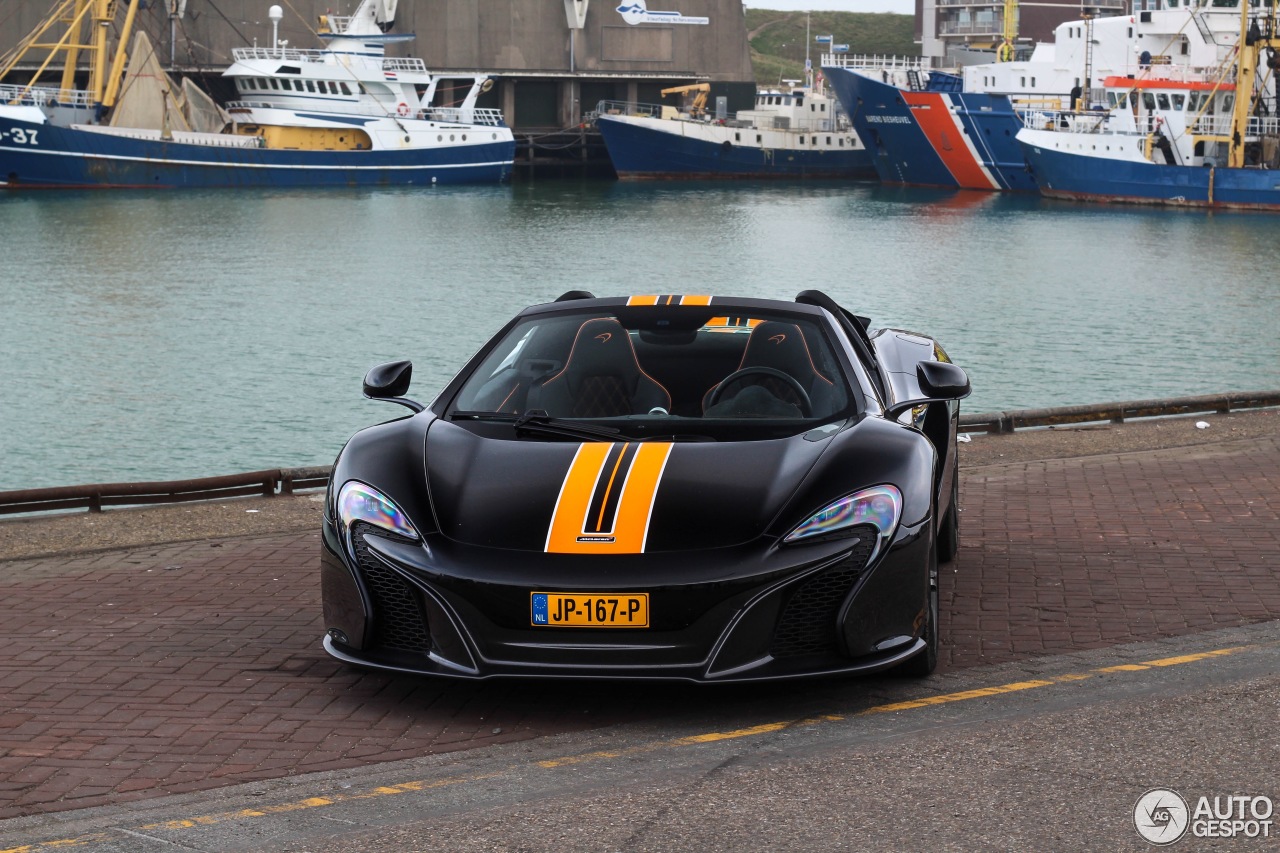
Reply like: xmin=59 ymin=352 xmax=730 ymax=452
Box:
xmin=2 ymin=0 xmax=756 ymax=138
xmin=914 ymin=0 xmax=1127 ymax=66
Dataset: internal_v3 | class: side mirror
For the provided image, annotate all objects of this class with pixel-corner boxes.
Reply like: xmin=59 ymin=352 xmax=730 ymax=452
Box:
xmin=884 ymin=360 xmax=971 ymax=420
xmin=917 ymin=360 xmax=971 ymax=400
xmin=363 ymin=360 xmax=423 ymax=412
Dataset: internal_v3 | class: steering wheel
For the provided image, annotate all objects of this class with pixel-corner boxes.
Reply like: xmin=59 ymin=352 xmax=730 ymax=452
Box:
xmin=706 ymin=367 xmax=812 ymax=417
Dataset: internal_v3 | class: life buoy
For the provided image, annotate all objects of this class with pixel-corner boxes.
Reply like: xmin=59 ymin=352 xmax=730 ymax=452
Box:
xmin=397 ymin=102 xmax=409 ymax=117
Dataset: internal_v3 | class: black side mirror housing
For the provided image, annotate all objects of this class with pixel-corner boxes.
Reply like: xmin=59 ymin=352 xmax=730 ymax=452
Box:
xmin=884 ymin=360 xmax=971 ymax=420
xmin=363 ymin=360 xmax=423 ymax=412
xmin=917 ymin=360 xmax=971 ymax=400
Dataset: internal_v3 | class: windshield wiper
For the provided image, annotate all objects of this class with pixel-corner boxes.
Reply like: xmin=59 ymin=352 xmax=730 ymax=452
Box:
xmin=514 ymin=410 xmax=620 ymax=442
xmin=450 ymin=409 xmax=620 ymax=442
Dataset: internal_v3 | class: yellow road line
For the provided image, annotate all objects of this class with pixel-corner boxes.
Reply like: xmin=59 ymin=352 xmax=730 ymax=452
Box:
xmin=0 ymin=644 xmax=1253 ymax=853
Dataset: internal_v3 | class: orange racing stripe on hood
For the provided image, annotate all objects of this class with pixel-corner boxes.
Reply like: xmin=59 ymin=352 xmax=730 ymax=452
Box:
xmin=545 ymin=442 xmax=674 ymax=553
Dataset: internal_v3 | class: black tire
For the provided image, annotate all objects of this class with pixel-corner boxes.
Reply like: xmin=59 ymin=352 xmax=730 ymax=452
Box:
xmin=937 ymin=474 xmax=959 ymax=564
xmin=894 ymin=542 xmax=938 ymax=677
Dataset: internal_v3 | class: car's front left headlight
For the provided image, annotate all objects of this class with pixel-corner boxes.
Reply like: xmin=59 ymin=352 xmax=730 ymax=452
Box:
xmin=783 ymin=485 xmax=902 ymax=548
xmin=336 ymin=480 xmax=420 ymax=541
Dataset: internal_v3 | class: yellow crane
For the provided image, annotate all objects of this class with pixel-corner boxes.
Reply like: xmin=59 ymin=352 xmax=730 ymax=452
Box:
xmin=997 ymin=0 xmax=1018 ymax=62
xmin=661 ymin=83 xmax=710 ymax=118
xmin=1 ymin=0 xmax=143 ymax=109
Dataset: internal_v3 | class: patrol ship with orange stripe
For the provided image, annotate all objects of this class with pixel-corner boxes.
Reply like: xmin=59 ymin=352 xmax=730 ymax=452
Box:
xmin=822 ymin=2 xmax=1255 ymax=191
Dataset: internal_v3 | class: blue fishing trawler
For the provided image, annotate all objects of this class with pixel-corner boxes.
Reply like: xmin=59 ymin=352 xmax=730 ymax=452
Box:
xmin=0 ymin=0 xmax=514 ymax=188
xmin=593 ymin=79 xmax=875 ymax=180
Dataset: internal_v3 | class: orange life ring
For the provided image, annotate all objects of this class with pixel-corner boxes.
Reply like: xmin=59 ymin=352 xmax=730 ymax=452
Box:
xmin=397 ymin=102 xmax=409 ymax=117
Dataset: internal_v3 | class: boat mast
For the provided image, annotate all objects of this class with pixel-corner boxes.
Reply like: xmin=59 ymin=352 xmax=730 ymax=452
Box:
xmin=1226 ymin=0 xmax=1277 ymax=168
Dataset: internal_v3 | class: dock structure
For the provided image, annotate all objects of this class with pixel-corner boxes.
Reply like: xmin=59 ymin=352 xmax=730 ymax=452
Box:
xmin=1 ymin=0 xmax=756 ymax=171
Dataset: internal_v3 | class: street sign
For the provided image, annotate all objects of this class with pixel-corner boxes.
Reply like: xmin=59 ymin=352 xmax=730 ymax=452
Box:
xmin=815 ymin=35 xmax=832 ymax=43
xmin=833 ymin=44 xmax=849 ymax=52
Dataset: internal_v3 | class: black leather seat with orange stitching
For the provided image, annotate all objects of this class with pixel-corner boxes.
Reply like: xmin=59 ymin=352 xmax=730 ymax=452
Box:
xmin=703 ymin=320 xmax=836 ymax=415
xmin=538 ymin=318 xmax=671 ymax=418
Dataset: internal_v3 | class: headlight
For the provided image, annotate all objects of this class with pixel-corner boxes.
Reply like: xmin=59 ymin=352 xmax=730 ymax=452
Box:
xmin=784 ymin=485 xmax=902 ymax=546
xmin=336 ymin=481 xmax=420 ymax=541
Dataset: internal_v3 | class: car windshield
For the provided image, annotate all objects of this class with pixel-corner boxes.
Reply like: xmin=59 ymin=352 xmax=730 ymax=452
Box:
xmin=448 ymin=305 xmax=855 ymax=440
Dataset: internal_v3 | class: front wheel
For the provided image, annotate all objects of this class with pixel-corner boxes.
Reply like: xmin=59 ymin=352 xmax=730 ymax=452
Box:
xmin=894 ymin=543 xmax=938 ymax=677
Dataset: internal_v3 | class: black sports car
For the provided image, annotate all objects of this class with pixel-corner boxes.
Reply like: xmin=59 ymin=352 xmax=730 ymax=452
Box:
xmin=321 ymin=290 xmax=969 ymax=682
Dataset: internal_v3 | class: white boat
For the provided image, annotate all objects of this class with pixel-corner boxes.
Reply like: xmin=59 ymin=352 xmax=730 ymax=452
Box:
xmin=0 ymin=0 xmax=515 ymax=188
xmin=1017 ymin=7 xmax=1280 ymax=211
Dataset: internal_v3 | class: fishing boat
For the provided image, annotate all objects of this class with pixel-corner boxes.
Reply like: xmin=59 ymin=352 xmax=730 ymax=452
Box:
xmin=0 ymin=0 xmax=515 ymax=189
xmin=592 ymin=79 xmax=875 ymax=180
xmin=822 ymin=2 xmax=1254 ymax=192
xmin=1017 ymin=8 xmax=1280 ymax=211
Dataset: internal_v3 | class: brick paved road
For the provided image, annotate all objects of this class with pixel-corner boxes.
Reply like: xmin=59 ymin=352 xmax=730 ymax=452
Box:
xmin=1 ymin=436 xmax=1277 ymax=820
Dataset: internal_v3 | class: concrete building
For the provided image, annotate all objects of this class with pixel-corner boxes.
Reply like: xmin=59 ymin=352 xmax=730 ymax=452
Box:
xmin=914 ymin=0 xmax=1127 ymax=66
xmin=2 ymin=0 xmax=756 ymax=132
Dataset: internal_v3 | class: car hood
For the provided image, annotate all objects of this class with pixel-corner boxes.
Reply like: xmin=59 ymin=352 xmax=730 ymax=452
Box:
xmin=425 ymin=421 xmax=834 ymax=553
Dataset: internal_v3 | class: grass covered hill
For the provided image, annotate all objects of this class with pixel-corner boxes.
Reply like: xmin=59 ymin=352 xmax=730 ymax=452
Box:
xmin=746 ymin=9 xmax=918 ymax=86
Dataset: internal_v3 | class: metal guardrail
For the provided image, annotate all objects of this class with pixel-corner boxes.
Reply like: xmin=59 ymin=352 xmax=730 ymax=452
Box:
xmin=2 ymin=391 xmax=1276 ymax=516
xmin=0 ymin=467 xmax=330 ymax=516
xmin=959 ymin=390 xmax=1280 ymax=434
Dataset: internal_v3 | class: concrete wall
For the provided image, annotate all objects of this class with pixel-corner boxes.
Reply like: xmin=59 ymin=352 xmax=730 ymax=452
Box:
xmin=2 ymin=0 xmax=753 ymax=80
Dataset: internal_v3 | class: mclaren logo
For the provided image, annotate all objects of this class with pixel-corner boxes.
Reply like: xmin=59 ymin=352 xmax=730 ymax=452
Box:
xmin=546 ymin=442 xmax=673 ymax=554
xmin=595 ymin=332 xmax=612 ymax=343
xmin=769 ymin=333 xmax=787 ymax=345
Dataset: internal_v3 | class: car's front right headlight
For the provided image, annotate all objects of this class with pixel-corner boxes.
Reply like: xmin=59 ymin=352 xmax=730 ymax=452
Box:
xmin=335 ymin=480 xmax=420 ymax=541
xmin=783 ymin=485 xmax=902 ymax=548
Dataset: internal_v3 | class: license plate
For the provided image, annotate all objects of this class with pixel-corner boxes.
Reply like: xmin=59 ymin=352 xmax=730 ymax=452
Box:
xmin=530 ymin=592 xmax=649 ymax=628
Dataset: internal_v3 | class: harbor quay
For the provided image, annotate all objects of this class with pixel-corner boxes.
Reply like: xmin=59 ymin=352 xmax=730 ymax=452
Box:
xmin=0 ymin=408 xmax=1277 ymax=826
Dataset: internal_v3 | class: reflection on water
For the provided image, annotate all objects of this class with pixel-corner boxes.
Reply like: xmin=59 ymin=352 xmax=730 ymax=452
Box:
xmin=1 ymin=182 xmax=1277 ymax=488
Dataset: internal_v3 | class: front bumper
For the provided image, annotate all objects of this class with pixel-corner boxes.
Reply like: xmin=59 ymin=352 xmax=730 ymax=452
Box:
xmin=320 ymin=517 xmax=932 ymax=683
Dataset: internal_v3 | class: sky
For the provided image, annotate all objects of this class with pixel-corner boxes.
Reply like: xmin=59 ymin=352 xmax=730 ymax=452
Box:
xmin=744 ymin=1 xmax=915 ymax=14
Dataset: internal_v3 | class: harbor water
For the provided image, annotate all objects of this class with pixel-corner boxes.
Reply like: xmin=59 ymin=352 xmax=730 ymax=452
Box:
xmin=2 ymin=181 xmax=1278 ymax=490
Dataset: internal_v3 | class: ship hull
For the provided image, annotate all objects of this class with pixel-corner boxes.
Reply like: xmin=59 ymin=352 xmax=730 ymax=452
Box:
xmin=0 ymin=112 xmax=514 ymax=189
xmin=1018 ymin=129 xmax=1280 ymax=210
xmin=595 ymin=113 xmax=875 ymax=180
xmin=824 ymin=66 xmax=1037 ymax=192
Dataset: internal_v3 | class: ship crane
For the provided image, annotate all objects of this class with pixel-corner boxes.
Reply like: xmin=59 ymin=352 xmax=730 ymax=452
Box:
xmin=661 ymin=83 xmax=710 ymax=118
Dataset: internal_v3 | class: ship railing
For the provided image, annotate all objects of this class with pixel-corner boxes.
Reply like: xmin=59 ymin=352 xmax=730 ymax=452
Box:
xmin=1191 ymin=113 xmax=1280 ymax=138
xmin=232 ymin=46 xmax=335 ymax=64
xmin=821 ymin=54 xmax=929 ymax=72
xmin=1018 ymin=108 xmax=1119 ymax=134
xmin=423 ymin=106 xmax=506 ymax=126
xmin=588 ymin=100 xmax=664 ymax=120
xmin=0 ymin=84 xmax=95 ymax=107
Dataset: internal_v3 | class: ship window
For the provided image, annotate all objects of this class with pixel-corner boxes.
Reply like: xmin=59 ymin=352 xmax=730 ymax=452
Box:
xmin=269 ymin=79 xmax=280 ymax=90
xmin=839 ymin=138 xmax=844 ymax=146
xmin=735 ymin=132 xmax=740 ymax=141
xmin=1031 ymin=77 xmax=1036 ymax=86
xmin=799 ymin=136 xmax=805 ymax=144
xmin=340 ymin=82 xmax=352 ymax=95
xmin=1222 ymin=93 xmax=1234 ymax=111
xmin=756 ymin=134 xmax=762 ymax=143
xmin=291 ymin=80 xmax=302 ymax=91
xmin=1143 ymin=93 xmax=1156 ymax=110
xmin=1172 ymin=94 xmax=1185 ymax=110
xmin=1157 ymin=93 xmax=1171 ymax=110
xmin=305 ymin=80 xmax=316 ymax=93
xmin=826 ymin=136 xmax=832 ymax=145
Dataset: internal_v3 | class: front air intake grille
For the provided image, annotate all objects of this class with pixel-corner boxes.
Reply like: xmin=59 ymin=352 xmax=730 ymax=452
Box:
xmin=351 ymin=523 xmax=431 ymax=653
xmin=771 ymin=531 xmax=876 ymax=659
